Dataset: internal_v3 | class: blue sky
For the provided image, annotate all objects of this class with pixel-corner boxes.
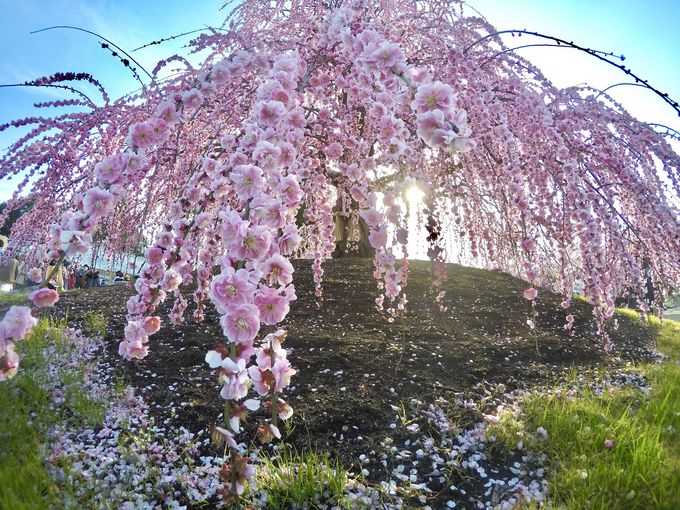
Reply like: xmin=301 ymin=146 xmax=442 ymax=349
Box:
xmin=1 ymin=0 xmax=679 ymax=200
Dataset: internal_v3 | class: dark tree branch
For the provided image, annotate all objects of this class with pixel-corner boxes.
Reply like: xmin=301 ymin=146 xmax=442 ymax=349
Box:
xmin=31 ymin=25 xmax=154 ymax=85
xmin=464 ymin=29 xmax=680 ymax=117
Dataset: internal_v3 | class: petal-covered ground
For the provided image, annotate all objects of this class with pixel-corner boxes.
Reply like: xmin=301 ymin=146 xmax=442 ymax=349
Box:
xmin=36 ymin=259 xmax=663 ymax=508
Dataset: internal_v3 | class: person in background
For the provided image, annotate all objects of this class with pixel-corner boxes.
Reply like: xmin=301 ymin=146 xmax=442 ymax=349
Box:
xmin=25 ymin=265 xmax=41 ymax=288
xmin=66 ymin=263 xmax=76 ymax=290
xmin=85 ymin=266 xmax=96 ymax=288
xmin=0 ymin=256 xmax=20 ymax=292
xmin=46 ymin=259 xmax=64 ymax=291
xmin=113 ymin=270 xmax=126 ymax=283
xmin=61 ymin=262 xmax=69 ymax=291
xmin=77 ymin=264 xmax=88 ymax=289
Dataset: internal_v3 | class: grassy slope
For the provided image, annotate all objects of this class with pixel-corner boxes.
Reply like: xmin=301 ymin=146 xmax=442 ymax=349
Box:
xmin=492 ymin=313 xmax=680 ymax=510
xmin=0 ymin=319 xmax=106 ymax=509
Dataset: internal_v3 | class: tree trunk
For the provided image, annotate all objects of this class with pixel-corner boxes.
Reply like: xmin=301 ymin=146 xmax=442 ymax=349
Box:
xmin=331 ymin=197 xmax=375 ymax=259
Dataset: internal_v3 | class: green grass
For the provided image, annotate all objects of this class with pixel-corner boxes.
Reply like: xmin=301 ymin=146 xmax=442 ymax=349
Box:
xmin=0 ymin=318 xmax=106 ymax=509
xmin=254 ymin=445 xmax=359 ymax=509
xmin=488 ymin=312 xmax=680 ymax=510
xmin=0 ymin=291 xmax=28 ymax=305
xmin=82 ymin=311 xmax=107 ymax=337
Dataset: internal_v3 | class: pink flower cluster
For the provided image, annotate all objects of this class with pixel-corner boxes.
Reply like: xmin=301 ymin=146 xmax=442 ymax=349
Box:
xmin=413 ymin=83 xmax=476 ymax=153
xmin=118 ymin=316 xmax=160 ymax=359
xmin=110 ymin=51 xmax=307 ymax=498
xmin=0 ymin=306 xmax=37 ymax=380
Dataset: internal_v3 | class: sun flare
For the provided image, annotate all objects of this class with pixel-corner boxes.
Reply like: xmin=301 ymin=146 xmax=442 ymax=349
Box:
xmin=405 ymin=185 xmax=424 ymax=206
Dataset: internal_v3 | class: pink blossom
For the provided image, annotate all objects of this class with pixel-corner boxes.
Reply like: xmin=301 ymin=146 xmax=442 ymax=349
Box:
xmin=272 ymin=53 xmax=302 ymax=74
xmin=232 ymin=225 xmax=271 ymax=261
xmin=278 ymin=224 xmax=301 ymax=255
xmin=221 ymin=455 xmax=255 ymax=496
xmin=350 ymin=185 xmax=367 ymax=202
xmin=218 ymin=357 xmax=249 ymax=400
xmin=209 ymin=268 xmax=255 ymax=313
xmin=0 ymin=343 xmax=19 ymax=380
xmin=28 ymin=288 xmax=59 ymax=308
xmin=369 ymin=225 xmax=388 ymax=249
xmin=324 ymin=143 xmax=343 ymax=159
xmin=260 ymin=255 xmax=294 ymax=286
xmin=230 ymin=165 xmax=264 ymax=201
xmin=94 ymin=154 xmax=127 ymax=186
xmin=248 ymin=365 xmax=272 ymax=396
xmin=271 ymin=358 xmax=296 ymax=392
xmin=181 ymin=89 xmax=203 ymax=109
xmin=365 ymin=42 xmax=405 ymax=71
xmin=146 ymin=246 xmax=165 ymax=266
xmin=523 ymin=288 xmax=538 ymax=301
xmin=155 ymin=100 xmax=181 ymax=126
xmin=257 ymin=79 xmax=290 ymax=105
xmin=277 ymin=142 xmax=297 ymax=166
xmin=59 ymin=211 xmax=87 ymax=231
xmin=60 ymin=230 xmax=93 ymax=257
xmin=344 ymin=164 xmax=363 ymax=182
xmin=416 ymin=110 xmax=452 ymax=149
xmin=118 ymin=339 xmax=149 ymax=360
xmin=126 ymin=121 xmax=156 ymax=152
xmin=220 ymin=210 xmax=248 ymax=246
xmin=148 ymin=118 xmax=169 ymax=143
xmin=257 ymin=423 xmax=281 ymax=443
xmin=126 ymin=296 xmax=147 ymax=315
xmin=411 ymin=82 xmax=457 ymax=114
xmin=252 ymin=141 xmax=281 ymax=171
xmin=212 ymin=425 xmax=238 ymax=450
xmin=521 ymin=238 xmax=536 ymax=252
xmin=249 ymin=348 xmax=296 ymax=396
xmin=250 ymin=197 xmax=287 ymax=229
xmin=160 ymin=270 xmax=183 ymax=292
xmin=157 ymin=231 xmax=174 ymax=249
xmin=1 ymin=306 xmax=37 ymax=341
xmin=124 ymin=320 xmax=148 ymax=344
xmin=384 ymin=137 xmax=406 ymax=159
xmin=277 ymin=399 xmax=294 ymax=420
xmin=254 ymin=286 xmax=290 ymax=325
xmin=360 ymin=208 xmax=383 ymax=228
xmin=526 ymin=269 xmax=538 ymax=282
xmin=234 ymin=339 xmax=256 ymax=363
xmin=27 ymin=267 xmax=42 ymax=283
xmin=82 ymin=187 xmax=114 ymax=218
xmin=143 ymin=316 xmax=161 ymax=334
xmin=255 ymin=100 xmax=286 ymax=126
xmin=276 ymin=175 xmax=302 ymax=207
xmin=220 ymin=303 xmax=260 ymax=344
xmin=256 ymin=330 xmax=288 ymax=368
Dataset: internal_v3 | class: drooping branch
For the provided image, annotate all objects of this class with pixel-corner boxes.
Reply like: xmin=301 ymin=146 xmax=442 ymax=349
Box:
xmin=464 ymin=28 xmax=680 ymax=117
xmin=31 ymin=25 xmax=154 ymax=86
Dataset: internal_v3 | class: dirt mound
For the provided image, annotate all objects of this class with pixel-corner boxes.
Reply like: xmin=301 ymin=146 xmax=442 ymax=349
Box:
xmin=48 ymin=259 xmax=657 ymax=467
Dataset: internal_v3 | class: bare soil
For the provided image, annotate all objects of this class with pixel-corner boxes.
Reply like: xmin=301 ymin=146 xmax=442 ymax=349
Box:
xmin=46 ymin=259 xmax=659 ymax=506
